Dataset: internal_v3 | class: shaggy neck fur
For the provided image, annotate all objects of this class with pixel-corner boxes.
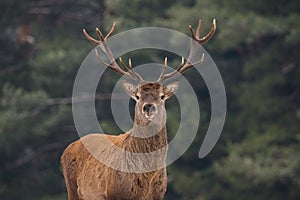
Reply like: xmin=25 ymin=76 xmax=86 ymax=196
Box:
xmin=114 ymin=108 xmax=169 ymax=173
xmin=124 ymin=106 xmax=168 ymax=153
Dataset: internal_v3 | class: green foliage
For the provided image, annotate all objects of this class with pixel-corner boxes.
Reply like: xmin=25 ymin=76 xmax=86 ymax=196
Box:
xmin=157 ymin=0 xmax=300 ymax=199
xmin=210 ymin=131 xmax=300 ymax=200
xmin=0 ymin=0 xmax=104 ymax=199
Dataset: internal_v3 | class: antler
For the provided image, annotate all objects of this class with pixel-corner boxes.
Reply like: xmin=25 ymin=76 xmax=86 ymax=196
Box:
xmin=83 ymin=22 xmax=144 ymax=83
xmin=157 ymin=19 xmax=216 ymax=82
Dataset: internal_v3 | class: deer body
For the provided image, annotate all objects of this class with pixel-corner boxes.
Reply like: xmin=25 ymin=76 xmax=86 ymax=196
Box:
xmin=61 ymin=82 xmax=174 ymax=200
xmin=61 ymin=20 xmax=216 ymax=200
xmin=61 ymin=131 xmax=167 ymax=200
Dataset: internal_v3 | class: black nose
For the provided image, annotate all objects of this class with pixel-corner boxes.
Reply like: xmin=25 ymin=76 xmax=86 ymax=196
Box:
xmin=143 ymin=104 xmax=156 ymax=114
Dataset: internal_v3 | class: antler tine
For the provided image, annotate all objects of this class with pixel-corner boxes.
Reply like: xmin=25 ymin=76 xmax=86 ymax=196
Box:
xmin=189 ymin=18 xmax=216 ymax=44
xmin=196 ymin=19 xmax=202 ymax=38
xmin=157 ymin=57 xmax=168 ymax=82
xmin=128 ymin=58 xmax=133 ymax=69
xmin=177 ymin=53 xmax=205 ymax=74
xmin=105 ymin=22 xmax=116 ymax=40
xmin=83 ymin=29 xmax=100 ymax=45
xmin=176 ymin=57 xmax=186 ymax=72
xmin=159 ymin=57 xmax=185 ymax=81
xmin=95 ymin=28 xmax=105 ymax=41
xmin=119 ymin=57 xmax=131 ymax=71
xmin=189 ymin=19 xmax=202 ymax=41
xmin=160 ymin=19 xmax=216 ymax=82
xmin=83 ymin=22 xmax=145 ymax=83
xmin=95 ymin=49 xmax=127 ymax=75
xmin=119 ymin=57 xmax=145 ymax=82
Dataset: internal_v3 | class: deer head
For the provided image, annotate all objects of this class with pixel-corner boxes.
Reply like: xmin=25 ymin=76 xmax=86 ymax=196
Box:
xmin=122 ymin=79 xmax=179 ymax=132
xmin=83 ymin=20 xmax=216 ymax=131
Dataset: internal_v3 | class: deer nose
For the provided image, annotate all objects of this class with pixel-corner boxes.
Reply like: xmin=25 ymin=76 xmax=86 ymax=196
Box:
xmin=143 ymin=104 xmax=156 ymax=114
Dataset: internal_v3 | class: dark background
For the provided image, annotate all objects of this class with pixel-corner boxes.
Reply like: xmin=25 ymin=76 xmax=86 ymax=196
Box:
xmin=0 ymin=0 xmax=299 ymax=199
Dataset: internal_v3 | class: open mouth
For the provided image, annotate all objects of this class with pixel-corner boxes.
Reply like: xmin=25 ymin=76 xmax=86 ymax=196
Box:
xmin=145 ymin=113 xmax=154 ymax=120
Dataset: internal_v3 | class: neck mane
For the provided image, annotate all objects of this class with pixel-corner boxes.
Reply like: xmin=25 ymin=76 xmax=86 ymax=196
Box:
xmin=123 ymin=113 xmax=168 ymax=154
xmin=112 ymin=107 xmax=169 ymax=172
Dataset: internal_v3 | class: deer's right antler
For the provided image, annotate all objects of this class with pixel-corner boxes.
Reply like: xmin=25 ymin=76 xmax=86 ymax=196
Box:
xmin=83 ymin=22 xmax=145 ymax=83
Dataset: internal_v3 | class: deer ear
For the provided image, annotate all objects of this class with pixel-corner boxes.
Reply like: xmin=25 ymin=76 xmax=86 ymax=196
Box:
xmin=163 ymin=82 xmax=180 ymax=100
xmin=122 ymin=81 xmax=138 ymax=99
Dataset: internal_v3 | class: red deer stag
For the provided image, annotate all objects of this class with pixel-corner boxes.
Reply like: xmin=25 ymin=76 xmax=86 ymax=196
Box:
xmin=61 ymin=19 xmax=216 ymax=200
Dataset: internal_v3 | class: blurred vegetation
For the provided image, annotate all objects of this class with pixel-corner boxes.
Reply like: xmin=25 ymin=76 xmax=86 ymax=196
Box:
xmin=0 ymin=0 xmax=299 ymax=199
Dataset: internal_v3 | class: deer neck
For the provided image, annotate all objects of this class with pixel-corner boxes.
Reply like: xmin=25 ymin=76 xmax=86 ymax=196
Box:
xmin=124 ymin=114 xmax=168 ymax=153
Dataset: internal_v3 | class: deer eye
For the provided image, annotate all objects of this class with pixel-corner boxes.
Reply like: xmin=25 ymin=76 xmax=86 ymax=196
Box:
xmin=135 ymin=95 xmax=140 ymax=100
xmin=161 ymin=95 xmax=165 ymax=100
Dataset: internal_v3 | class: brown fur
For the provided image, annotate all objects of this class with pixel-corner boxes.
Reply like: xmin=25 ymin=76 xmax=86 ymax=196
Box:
xmin=61 ymin=132 xmax=167 ymax=200
xmin=69 ymin=19 xmax=217 ymax=199
xmin=61 ymin=82 xmax=178 ymax=200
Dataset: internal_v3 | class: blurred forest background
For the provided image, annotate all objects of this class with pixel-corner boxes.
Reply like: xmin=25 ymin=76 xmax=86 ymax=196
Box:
xmin=1 ymin=0 xmax=300 ymax=199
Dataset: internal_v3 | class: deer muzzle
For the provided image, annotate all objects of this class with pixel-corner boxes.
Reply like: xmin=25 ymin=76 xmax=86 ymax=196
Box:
xmin=142 ymin=103 xmax=157 ymax=119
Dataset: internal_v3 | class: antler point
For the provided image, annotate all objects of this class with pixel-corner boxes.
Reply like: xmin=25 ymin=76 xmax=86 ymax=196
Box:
xmin=201 ymin=53 xmax=205 ymax=62
xmin=164 ymin=57 xmax=168 ymax=66
xmin=128 ymin=58 xmax=132 ymax=68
